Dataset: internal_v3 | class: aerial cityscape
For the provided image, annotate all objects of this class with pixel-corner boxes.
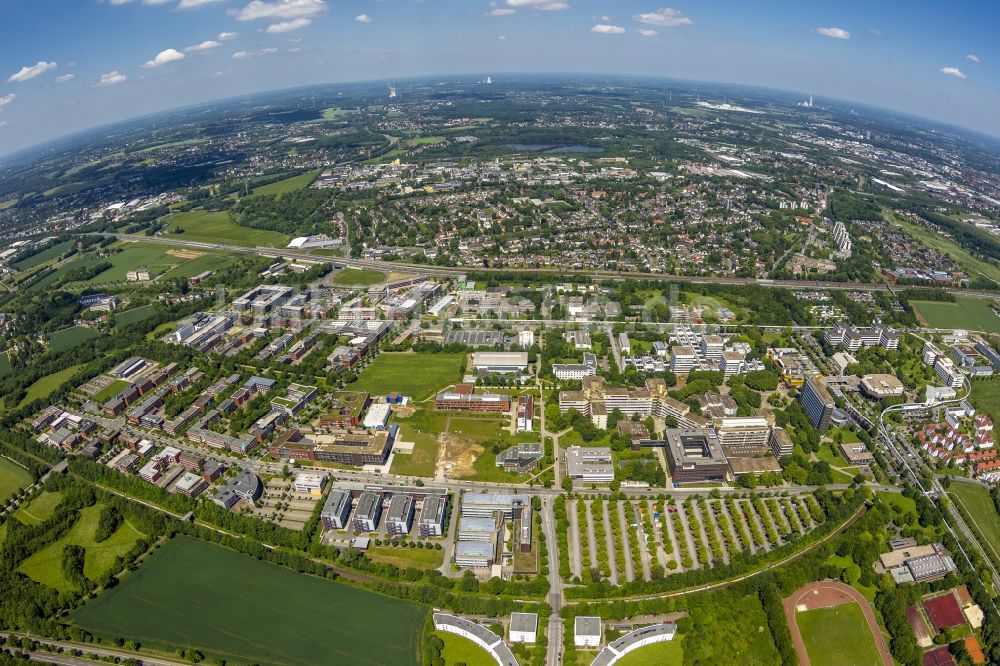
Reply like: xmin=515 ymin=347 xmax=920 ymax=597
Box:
xmin=1 ymin=2 xmax=1000 ymax=666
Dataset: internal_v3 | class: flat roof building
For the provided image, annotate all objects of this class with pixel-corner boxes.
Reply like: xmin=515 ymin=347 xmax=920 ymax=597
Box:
xmin=353 ymin=491 xmax=383 ymax=532
xmin=713 ymin=417 xmax=770 ymax=457
xmin=860 ymin=374 xmax=905 ymax=399
xmin=385 ymin=494 xmax=415 ymax=536
xmin=321 ymin=489 xmax=352 ymax=530
xmin=566 ymin=446 xmax=615 ymax=484
xmin=574 ymin=616 xmax=602 ymax=648
xmin=800 ymin=376 xmax=835 ymax=432
xmin=455 ymin=541 xmax=495 ymax=568
xmin=418 ymin=494 xmax=448 ymax=537
xmin=472 ymin=351 xmax=529 ymax=374
xmin=459 ymin=516 xmax=498 ymax=542
xmin=510 ymin=612 xmax=538 ymax=644
xmin=659 ymin=429 xmax=729 ymax=484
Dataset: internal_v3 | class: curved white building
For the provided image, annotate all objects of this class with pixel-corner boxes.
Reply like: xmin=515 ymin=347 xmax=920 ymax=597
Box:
xmin=590 ymin=623 xmax=677 ymax=666
xmin=432 ymin=612 xmax=519 ymax=666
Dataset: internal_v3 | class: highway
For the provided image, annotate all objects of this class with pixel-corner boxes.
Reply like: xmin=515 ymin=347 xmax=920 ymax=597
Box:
xmin=111 ymin=232 xmax=1000 ymax=298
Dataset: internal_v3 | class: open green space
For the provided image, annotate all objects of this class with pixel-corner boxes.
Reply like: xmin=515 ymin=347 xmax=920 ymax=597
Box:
xmin=0 ymin=198 xmax=17 ymax=210
xmin=159 ymin=252 xmax=233 ymax=280
xmin=19 ymin=504 xmax=144 ymax=592
xmin=949 ymin=480 xmax=1000 ymax=566
xmin=617 ymin=636 xmax=684 ymax=665
xmin=366 ymin=545 xmax=444 ymax=570
xmin=113 ymin=304 xmax=159 ymax=330
xmin=971 ymin=378 xmax=1000 ymax=426
xmin=346 ymin=352 xmax=465 ymax=401
xmin=438 ymin=632 xmax=495 ymax=666
xmin=911 ymin=297 xmax=1000 ymax=333
xmin=18 ymin=364 xmax=85 ymax=408
xmin=448 ymin=417 xmax=504 ymax=442
xmin=250 ymin=170 xmax=318 ymax=197
xmin=0 ymin=351 xmax=13 ymax=379
xmin=0 ymin=456 xmax=33 ymax=503
xmin=71 ymin=536 xmax=426 ymax=666
xmin=390 ymin=415 xmax=441 ymax=478
xmin=889 ymin=213 xmax=1000 ymax=286
xmin=331 ymin=267 xmax=386 ymax=285
xmin=795 ymin=603 xmax=883 ymax=666
xmin=49 ymin=326 xmax=100 ymax=352
xmin=13 ymin=491 xmax=64 ymax=526
xmin=25 ymin=255 xmax=105 ymax=292
xmin=163 ymin=208 xmax=289 ymax=247
xmin=13 ymin=240 xmax=74 ymax=270
xmin=93 ymin=379 xmax=129 ymax=404
xmin=68 ymin=243 xmax=231 ymax=285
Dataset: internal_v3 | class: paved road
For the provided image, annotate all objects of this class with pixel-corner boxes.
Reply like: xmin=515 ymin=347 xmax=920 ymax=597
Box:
xmin=541 ymin=497 xmax=564 ymax=666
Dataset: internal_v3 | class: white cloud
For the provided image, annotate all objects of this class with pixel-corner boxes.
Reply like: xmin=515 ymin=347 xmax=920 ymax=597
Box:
xmin=178 ymin=0 xmax=226 ymax=7
xmin=96 ymin=70 xmax=127 ymax=86
xmin=940 ymin=66 xmax=967 ymax=80
xmin=218 ymin=31 xmax=239 ymax=41
xmin=108 ymin=0 xmax=132 ymax=4
xmin=230 ymin=0 xmax=326 ymax=21
xmin=966 ymin=54 xmax=981 ymax=64
xmin=633 ymin=7 xmax=692 ymax=27
xmin=498 ymin=34 xmax=508 ymax=40
xmin=232 ymin=47 xmax=279 ymax=58
xmin=0 ymin=93 xmax=15 ymax=108
xmin=142 ymin=0 xmax=173 ymax=5
xmin=267 ymin=17 xmax=311 ymax=32
xmin=486 ymin=8 xmax=515 ymax=16
xmin=505 ymin=0 xmax=569 ymax=11
xmin=355 ymin=13 xmax=372 ymax=23
xmin=591 ymin=24 xmax=625 ymax=34
xmin=637 ymin=28 xmax=658 ymax=37
xmin=186 ymin=40 xmax=222 ymax=52
xmin=813 ymin=27 xmax=850 ymax=40
xmin=7 ymin=61 xmax=58 ymax=83
xmin=868 ymin=27 xmax=882 ymax=36
xmin=143 ymin=48 xmax=186 ymax=68
xmin=55 ymin=73 xmax=75 ymax=83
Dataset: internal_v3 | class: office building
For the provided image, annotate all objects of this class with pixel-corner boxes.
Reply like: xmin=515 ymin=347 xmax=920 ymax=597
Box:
xmin=472 ymin=351 xmax=529 ymax=375
xmin=385 ymin=494 xmax=415 ymax=535
xmin=800 ymin=377 xmax=835 ymax=432
xmin=352 ymin=492 xmax=383 ymax=532
xmin=860 ymin=374 xmax=905 ymax=399
xmin=714 ymin=417 xmax=771 ymax=457
xmin=566 ymin=446 xmax=615 ymax=483
xmin=574 ymin=617 xmax=602 ymax=648
xmin=458 ymin=516 xmax=498 ymax=542
xmin=455 ymin=541 xmax=495 ymax=568
xmin=321 ymin=489 xmax=353 ymax=530
xmin=418 ymin=494 xmax=448 ymax=537
xmin=670 ymin=346 xmax=698 ymax=373
xmin=510 ymin=613 xmax=539 ymax=644
xmin=658 ymin=429 xmax=730 ymax=483
xmin=293 ymin=472 xmax=327 ymax=496
xmin=769 ymin=426 xmax=793 ymax=458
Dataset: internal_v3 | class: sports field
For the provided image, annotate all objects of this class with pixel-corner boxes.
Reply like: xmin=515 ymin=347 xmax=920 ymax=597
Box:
xmin=438 ymin=633 xmax=494 ymax=666
xmin=911 ymin=297 xmax=1000 ymax=333
xmin=346 ymin=352 xmax=465 ymax=401
xmin=18 ymin=364 xmax=85 ymax=409
xmin=19 ymin=504 xmax=144 ymax=591
xmin=13 ymin=491 xmax=63 ymax=525
xmin=331 ymin=268 xmax=386 ymax=285
xmin=250 ymin=170 xmax=318 ymax=197
xmin=163 ymin=208 xmax=289 ymax=247
xmin=71 ymin=536 xmax=426 ymax=666
xmin=796 ymin=604 xmax=882 ymax=666
xmin=948 ymin=480 xmax=1000 ymax=566
xmin=0 ymin=456 xmax=33 ymax=502
xmin=49 ymin=326 xmax=99 ymax=352
xmin=617 ymin=636 xmax=684 ymax=665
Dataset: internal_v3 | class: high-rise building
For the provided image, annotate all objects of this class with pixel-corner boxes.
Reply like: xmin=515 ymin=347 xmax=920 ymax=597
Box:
xmin=800 ymin=377 xmax=835 ymax=432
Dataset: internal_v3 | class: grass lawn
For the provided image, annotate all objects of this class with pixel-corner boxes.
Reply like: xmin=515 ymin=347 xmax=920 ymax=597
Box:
xmin=448 ymin=417 xmax=504 ymax=442
xmin=0 ymin=456 xmax=33 ymax=502
xmin=25 ymin=254 xmax=105 ymax=293
xmin=911 ymin=297 xmax=1000 ymax=333
xmin=824 ymin=554 xmax=878 ymax=602
xmin=438 ymin=632 xmax=495 ymax=666
xmin=163 ymin=208 xmax=289 ymax=247
xmin=971 ymin=378 xmax=1000 ymax=425
xmin=49 ymin=326 xmax=99 ymax=352
xmin=390 ymin=425 xmax=440 ymax=477
xmin=70 ymin=243 xmax=233 ymax=285
xmin=331 ymin=268 xmax=386 ymax=285
xmin=617 ymin=636 xmax=684 ymax=665
xmin=13 ymin=491 xmax=63 ymax=526
xmin=346 ymin=352 xmax=465 ymax=401
xmin=796 ymin=604 xmax=883 ymax=666
xmin=366 ymin=545 xmax=444 ymax=570
xmin=159 ymin=252 xmax=233 ymax=280
xmin=250 ymin=170 xmax=318 ymax=197
xmin=71 ymin=536 xmax=426 ymax=666
xmin=12 ymin=240 xmax=74 ymax=270
xmin=113 ymin=304 xmax=159 ymax=330
xmin=18 ymin=364 xmax=85 ymax=408
xmin=93 ymin=379 xmax=129 ymax=404
xmin=949 ymin=480 xmax=1000 ymax=566
xmin=19 ymin=504 xmax=144 ymax=591
xmin=0 ymin=351 xmax=11 ymax=378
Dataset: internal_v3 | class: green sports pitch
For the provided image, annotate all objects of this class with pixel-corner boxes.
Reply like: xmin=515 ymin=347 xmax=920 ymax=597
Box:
xmin=796 ymin=603 xmax=882 ymax=666
xmin=911 ymin=297 xmax=1000 ymax=333
xmin=71 ymin=536 xmax=426 ymax=666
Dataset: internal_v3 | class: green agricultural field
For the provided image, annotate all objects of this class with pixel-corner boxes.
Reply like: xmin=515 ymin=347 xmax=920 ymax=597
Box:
xmin=331 ymin=268 xmax=386 ymax=285
xmin=949 ymin=480 xmax=1000 ymax=566
xmin=12 ymin=240 xmax=74 ymax=270
xmin=617 ymin=637 xmax=684 ymax=665
xmin=13 ymin=491 xmax=63 ymax=526
xmin=0 ymin=198 xmax=17 ymax=210
xmin=366 ymin=545 xmax=444 ymax=570
xmin=25 ymin=255 xmax=106 ymax=292
xmin=0 ymin=351 xmax=12 ymax=379
xmin=250 ymin=170 xmax=319 ymax=197
xmin=19 ymin=504 xmax=144 ymax=591
xmin=971 ymin=378 xmax=1000 ymax=425
xmin=796 ymin=604 xmax=882 ymax=666
xmin=18 ymin=364 xmax=85 ymax=409
xmin=93 ymin=379 xmax=129 ymax=404
xmin=438 ymin=632 xmax=495 ymax=666
xmin=49 ymin=326 xmax=99 ymax=352
xmin=0 ymin=456 xmax=33 ymax=503
xmin=911 ymin=297 xmax=1000 ymax=333
xmin=71 ymin=536 xmax=426 ymax=666
xmin=163 ymin=208 xmax=289 ymax=247
xmin=159 ymin=252 xmax=233 ymax=280
xmin=112 ymin=305 xmax=159 ymax=330
xmin=70 ymin=243 xmax=230 ymax=285
xmin=346 ymin=352 xmax=465 ymax=401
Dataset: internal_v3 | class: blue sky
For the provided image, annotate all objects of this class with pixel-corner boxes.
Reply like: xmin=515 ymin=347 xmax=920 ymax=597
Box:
xmin=1 ymin=0 xmax=998 ymax=155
